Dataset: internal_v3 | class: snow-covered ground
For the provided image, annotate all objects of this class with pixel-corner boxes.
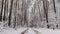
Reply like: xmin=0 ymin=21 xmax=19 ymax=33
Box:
xmin=33 ymin=28 xmax=60 ymax=34
xmin=0 ymin=28 xmax=27 ymax=34
xmin=0 ymin=28 xmax=60 ymax=34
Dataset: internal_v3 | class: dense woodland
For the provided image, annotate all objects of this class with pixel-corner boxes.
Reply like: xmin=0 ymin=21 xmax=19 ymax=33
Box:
xmin=0 ymin=0 xmax=60 ymax=29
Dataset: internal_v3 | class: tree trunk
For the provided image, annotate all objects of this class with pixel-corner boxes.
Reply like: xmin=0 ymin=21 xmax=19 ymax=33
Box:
xmin=42 ymin=0 xmax=48 ymax=23
xmin=0 ymin=0 xmax=4 ymax=21
xmin=8 ymin=0 xmax=13 ymax=27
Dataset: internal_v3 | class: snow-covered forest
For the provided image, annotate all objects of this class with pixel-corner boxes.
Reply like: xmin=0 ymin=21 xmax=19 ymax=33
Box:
xmin=0 ymin=0 xmax=60 ymax=34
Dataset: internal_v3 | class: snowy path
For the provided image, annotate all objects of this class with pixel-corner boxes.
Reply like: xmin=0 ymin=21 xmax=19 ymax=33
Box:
xmin=0 ymin=28 xmax=41 ymax=34
xmin=0 ymin=28 xmax=60 ymax=34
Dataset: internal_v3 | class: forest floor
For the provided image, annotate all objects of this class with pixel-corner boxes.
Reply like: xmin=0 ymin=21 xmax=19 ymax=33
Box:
xmin=0 ymin=27 xmax=60 ymax=34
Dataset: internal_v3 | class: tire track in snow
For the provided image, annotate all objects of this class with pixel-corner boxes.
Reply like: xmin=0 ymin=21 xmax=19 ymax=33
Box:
xmin=20 ymin=28 xmax=41 ymax=34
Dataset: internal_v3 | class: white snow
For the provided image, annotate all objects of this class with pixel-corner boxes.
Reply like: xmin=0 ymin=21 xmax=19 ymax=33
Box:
xmin=0 ymin=28 xmax=60 ymax=34
xmin=0 ymin=28 xmax=27 ymax=34
xmin=33 ymin=28 xmax=60 ymax=34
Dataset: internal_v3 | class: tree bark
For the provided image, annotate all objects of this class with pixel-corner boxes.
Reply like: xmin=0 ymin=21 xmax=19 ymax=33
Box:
xmin=42 ymin=0 xmax=48 ymax=23
xmin=8 ymin=0 xmax=13 ymax=27
xmin=0 ymin=0 xmax=4 ymax=21
xmin=53 ymin=0 xmax=56 ymax=13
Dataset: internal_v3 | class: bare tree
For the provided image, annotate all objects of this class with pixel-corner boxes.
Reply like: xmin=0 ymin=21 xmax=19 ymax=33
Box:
xmin=8 ymin=0 xmax=13 ymax=27
xmin=4 ymin=0 xmax=7 ymax=22
xmin=21 ymin=0 xmax=28 ymax=27
xmin=0 ymin=0 xmax=59 ymax=28
xmin=53 ymin=0 xmax=56 ymax=13
xmin=42 ymin=0 xmax=49 ymax=23
xmin=0 ymin=0 xmax=4 ymax=21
